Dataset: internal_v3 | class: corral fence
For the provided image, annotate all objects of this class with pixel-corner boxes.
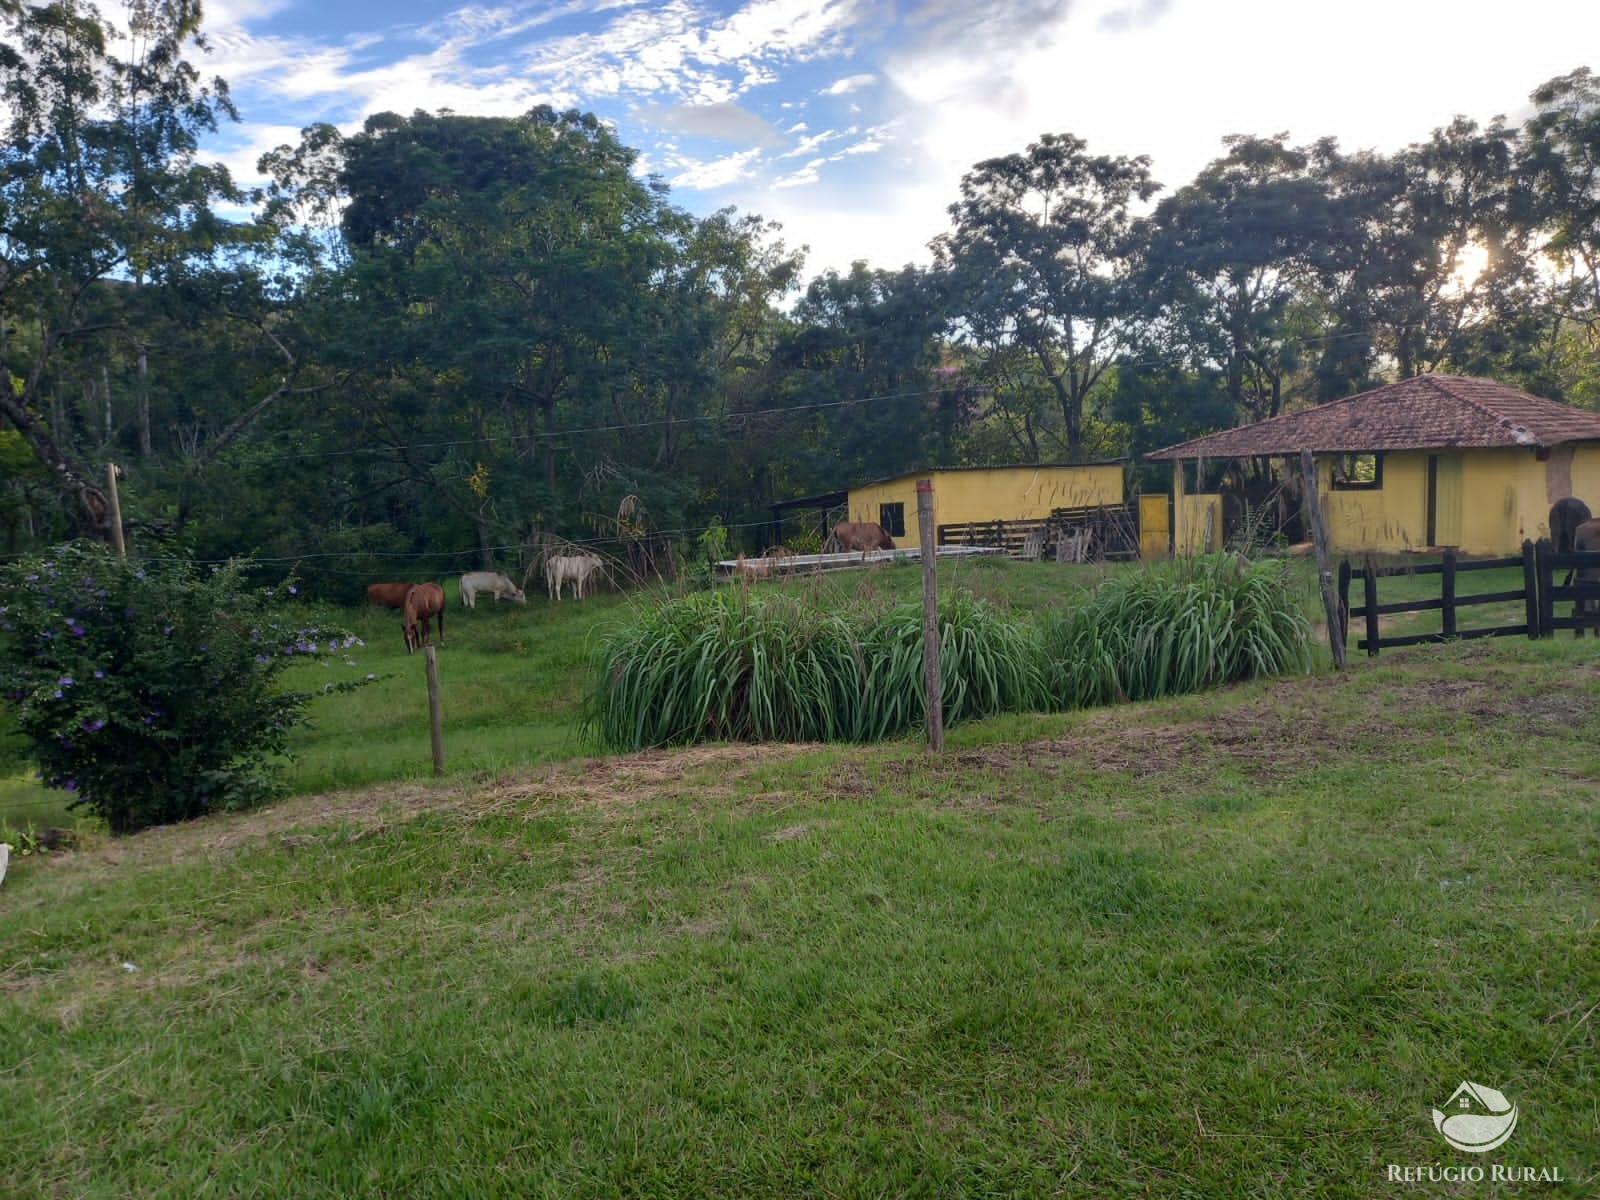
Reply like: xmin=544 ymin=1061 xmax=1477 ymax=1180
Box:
xmin=938 ymin=504 xmax=1140 ymax=563
xmin=1337 ymin=539 xmax=1600 ymax=655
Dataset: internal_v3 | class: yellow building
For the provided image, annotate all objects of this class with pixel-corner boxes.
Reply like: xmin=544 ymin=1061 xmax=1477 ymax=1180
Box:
xmin=844 ymin=462 xmax=1126 ymax=544
xmin=1146 ymin=375 xmax=1600 ymax=556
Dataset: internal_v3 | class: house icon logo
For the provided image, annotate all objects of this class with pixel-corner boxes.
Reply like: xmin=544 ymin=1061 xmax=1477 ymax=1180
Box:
xmin=1432 ymin=1081 xmax=1518 ymax=1153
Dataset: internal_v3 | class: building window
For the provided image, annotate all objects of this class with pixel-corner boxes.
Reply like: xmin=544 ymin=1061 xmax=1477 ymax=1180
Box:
xmin=1330 ymin=453 xmax=1383 ymax=491
xmin=878 ymin=502 xmax=906 ymax=537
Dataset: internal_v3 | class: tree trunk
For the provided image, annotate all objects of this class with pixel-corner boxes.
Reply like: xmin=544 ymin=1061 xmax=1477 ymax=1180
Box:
xmin=0 ymin=385 xmax=114 ymax=542
xmin=137 ymin=348 xmax=152 ymax=458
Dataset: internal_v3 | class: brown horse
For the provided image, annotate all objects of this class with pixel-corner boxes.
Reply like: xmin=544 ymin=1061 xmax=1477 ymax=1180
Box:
xmin=367 ymin=581 xmax=415 ymax=609
xmin=824 ymin=521 xmax=894 ymax=553
xmin=402 ymin=582 xmax=447 ymax=653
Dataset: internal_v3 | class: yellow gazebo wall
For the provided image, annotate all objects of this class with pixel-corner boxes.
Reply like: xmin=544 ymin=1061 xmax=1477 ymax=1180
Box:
xmin=1320 ymin=451 xmax=1431 ymax=554
xmin=1318 ymin=444 xmax=1600 ymax=556
xmin=846 ymin=465 xmax=1125 ymax=534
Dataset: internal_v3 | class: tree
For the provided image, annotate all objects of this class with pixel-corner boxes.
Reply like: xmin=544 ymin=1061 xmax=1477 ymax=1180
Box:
xmin=0 ymin=0 xmax=251 ymax=540
xmin=1140 ymin=135 xmax=1336 ymax=430
xmin=935 ymin=133 xmax=1158 ymax=457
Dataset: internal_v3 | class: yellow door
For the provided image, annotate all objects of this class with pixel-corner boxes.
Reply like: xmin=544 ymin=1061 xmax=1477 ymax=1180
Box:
xmin=1431 ymin=455 xmax=1463 ymax=547
xmin=1139 ymin=493 xmax=1171 ymax=559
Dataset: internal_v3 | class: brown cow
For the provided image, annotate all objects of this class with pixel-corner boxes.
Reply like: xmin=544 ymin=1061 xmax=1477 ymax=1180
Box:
xmin=367 ymin=581 xmax=415 ymax=609
xmin=402 ymin=582 xmax=447 ymax=654
xmin=824 ymin=521 xmax=895 ymax=553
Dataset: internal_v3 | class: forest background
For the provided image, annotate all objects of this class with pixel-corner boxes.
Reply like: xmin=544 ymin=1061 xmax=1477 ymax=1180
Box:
xmin=4 ymin=2 xmax=1600 ymax=596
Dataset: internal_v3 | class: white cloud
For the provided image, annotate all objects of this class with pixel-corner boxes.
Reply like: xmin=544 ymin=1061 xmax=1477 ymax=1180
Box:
xmin=821 ymin=73 xmax=877 ymax=96
xmin=639 ymin=101 xmax=785 ymax=146
xmin=669 ymin=147 xmax=766 ymax=189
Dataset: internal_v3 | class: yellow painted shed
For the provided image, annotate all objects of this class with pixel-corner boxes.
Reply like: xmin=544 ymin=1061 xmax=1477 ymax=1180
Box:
xmin=845 ymin=462 xmax=1126 ymax=543
xmin=1145 ymin=375 xmax=1600 ymax=557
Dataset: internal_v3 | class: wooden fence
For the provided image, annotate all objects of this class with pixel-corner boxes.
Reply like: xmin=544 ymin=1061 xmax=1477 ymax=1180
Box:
xmin=937 ymin=504 xmax=1139 ymax=561
xmin=1337 ymin=540 xmax=1600 ymax=655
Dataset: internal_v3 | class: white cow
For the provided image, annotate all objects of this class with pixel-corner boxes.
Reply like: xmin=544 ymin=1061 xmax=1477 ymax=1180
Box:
xmin=459 ymin=570 xmax=527 ymax=609
xmin=544 ymin=553 xmax=604 ymax=602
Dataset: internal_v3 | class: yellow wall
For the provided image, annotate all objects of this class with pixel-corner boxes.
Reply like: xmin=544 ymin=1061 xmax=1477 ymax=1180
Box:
xmin=1321 ymin=451 xmax=1431 ymax=554
xmin=847 ymin=465 xmax=1124 ymax=539
xmin=1174 ymin=495 xmax=1222 ymax=554
xmin=1317 ymin=445 xmax=1600 ymax=556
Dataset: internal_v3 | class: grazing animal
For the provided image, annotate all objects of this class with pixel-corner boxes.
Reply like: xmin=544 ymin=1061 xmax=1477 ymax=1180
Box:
xmin=459 ymin=570 xmax=526 ymax=609
xmin=824 ymin=521 xmax=895 ymax=553
xmin=544 ymin=553 xmax=604 ymax=602
xmin=402 ymin=582 xmax=447 ymax=653
xmin=1570 ymin=517 xmax=1600 ymax=637
xmin=1550 ymin=496 xmax=1593 ymax=591
xmin=1550 ymin=496 xmax=1592 ymax=554
xmin=366 ymin=581 xmax=415 ymax=609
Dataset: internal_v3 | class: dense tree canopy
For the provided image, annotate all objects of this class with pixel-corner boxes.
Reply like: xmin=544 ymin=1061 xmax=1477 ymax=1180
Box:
xmin=2 ymin=1 xmax=1598 ymax=575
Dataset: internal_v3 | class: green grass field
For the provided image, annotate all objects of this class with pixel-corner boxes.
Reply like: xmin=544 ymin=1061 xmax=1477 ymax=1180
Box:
xmin=2 ymin=557 xmax=1597 ymax=1197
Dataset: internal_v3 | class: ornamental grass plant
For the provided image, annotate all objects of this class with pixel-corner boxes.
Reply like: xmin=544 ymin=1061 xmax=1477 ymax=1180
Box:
xmin=1042 ymin=552 xmax=1314 ymax=706
xmin=586 ymin=554 xmax=1312 ymax=751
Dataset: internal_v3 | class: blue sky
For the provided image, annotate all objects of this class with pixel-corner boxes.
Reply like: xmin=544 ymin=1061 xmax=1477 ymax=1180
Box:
xmin=194 ymin=0 xmax=1600 ymax=280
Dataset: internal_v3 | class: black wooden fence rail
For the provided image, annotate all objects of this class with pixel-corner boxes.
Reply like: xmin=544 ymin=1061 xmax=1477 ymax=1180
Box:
xmin=1338 ymin=539 xmax=1600 ymax=655
xmin=1337 ymin=544 xmax=1539 ymax=656
xmin=1535 ymin=539 xmax=1600 ymax=637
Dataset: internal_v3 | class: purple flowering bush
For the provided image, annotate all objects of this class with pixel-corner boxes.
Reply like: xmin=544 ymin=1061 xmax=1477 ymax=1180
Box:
xmin=0 ymin=543 xmax=371 ymax=834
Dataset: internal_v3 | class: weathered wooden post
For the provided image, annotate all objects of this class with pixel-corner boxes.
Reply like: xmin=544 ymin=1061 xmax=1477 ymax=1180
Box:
xmin=917 ymin=479 xmax=944 ymax=753
xmin=1441 ymin=549 xmax=1457 ymax=639
xmin=424 ymin=643 xmax=445 ymax=775
xmin=105 ymin=462 xmax=126 ymax=559
xmin=1524 ymin=540 xmax=1542 ymax=639
xmin=1299 ymin=450 xmax=1346 ymax=668
xmin=1363 ymin=556 xmax=1381 ymax=657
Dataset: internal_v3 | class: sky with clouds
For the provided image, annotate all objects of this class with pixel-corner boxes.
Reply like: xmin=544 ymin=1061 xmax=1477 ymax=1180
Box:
xmin=193 ymin=0 xmax=1600 ymax=281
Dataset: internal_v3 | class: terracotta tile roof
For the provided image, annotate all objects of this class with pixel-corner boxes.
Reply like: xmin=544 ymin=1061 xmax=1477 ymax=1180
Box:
xmin=1145 ymin=375 xmax=1600 ymax=460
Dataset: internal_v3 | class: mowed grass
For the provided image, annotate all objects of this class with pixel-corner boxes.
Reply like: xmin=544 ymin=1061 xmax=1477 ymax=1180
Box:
xmin=2 ymin=618 xmax=1598 ymax=1197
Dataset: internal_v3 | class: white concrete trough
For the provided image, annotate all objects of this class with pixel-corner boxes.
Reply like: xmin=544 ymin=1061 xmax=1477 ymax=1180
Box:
xmin=716 ymin=544 xmax=1006 ymax=579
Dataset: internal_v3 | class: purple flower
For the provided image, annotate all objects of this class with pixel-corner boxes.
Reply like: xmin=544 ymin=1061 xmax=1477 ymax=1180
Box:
xmin=82 ymin=717 xmax=106 ymax=732
xmin=64 ymin=779 xmax=77 ymax=792
xmin=287 ymin=585 xmax=297 ymax=595
xmin=93 ymin=669 xmax=105 ymax=679
xmin=24 ymin=573 xmax=37 ymax=582
xmin=58 ymin=676 xmax=74 ymax=687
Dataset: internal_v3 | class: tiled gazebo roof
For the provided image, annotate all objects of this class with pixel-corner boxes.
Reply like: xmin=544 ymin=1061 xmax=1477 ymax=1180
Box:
xmin=1145 ymin=375 xmax=1600 ymax=460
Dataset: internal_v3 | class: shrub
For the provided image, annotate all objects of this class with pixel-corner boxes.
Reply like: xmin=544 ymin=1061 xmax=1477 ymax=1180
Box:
xmin=584 ymin=588 xmax=1044 ymax=750
xmin=0 ymin=543 xmax=372 ymax=834
xmin=1041 ymin=554 xmax=1313 ymax=706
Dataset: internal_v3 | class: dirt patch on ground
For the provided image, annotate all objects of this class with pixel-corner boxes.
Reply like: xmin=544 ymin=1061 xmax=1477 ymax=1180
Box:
xmin=29 ymin=654 xmax=1600 ymax=877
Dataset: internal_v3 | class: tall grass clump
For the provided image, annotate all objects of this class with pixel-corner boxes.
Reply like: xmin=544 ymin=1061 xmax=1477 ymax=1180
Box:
xmin=1042 ymin=553 xmax=1313 ymax=707
xmin=855 ymin=593 xmax=1047 ymax=741
xmin=585 ymin=588 xmax=1045 ymax=751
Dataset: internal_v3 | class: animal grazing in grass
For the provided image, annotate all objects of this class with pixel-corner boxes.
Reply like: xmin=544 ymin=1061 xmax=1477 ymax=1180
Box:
xmin=1549 ymin=496 xmax=1592 ymax=554
xmin=544 ymin=553 xmax=604 ymax=602
xmin=824 ymin=521 xmax=894 ymax=553
xmin=1569 ymin=517 xmax=1600 ymax=637
xmin=402 ymin=582 xmax=446 ymax=653
xmin=366 ymin=581 xmax=416 ymax=609
xmin=459 ymin=570 xmax=526 ymax=608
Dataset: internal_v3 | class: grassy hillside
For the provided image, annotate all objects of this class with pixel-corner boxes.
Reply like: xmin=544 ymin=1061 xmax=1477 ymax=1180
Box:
xmin=1 ymin=618 xmax=1596 ymax=1197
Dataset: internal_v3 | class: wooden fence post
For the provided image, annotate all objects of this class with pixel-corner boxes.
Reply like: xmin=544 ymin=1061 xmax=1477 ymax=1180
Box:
xmin=424 ymin=643 xmax=445 ymax=775
xmin=1299 ymin=450 xmax=1346 ymax=668
xmin=1441 ymin=549 xmax=1457 ymax=639
xmin=105 ymin=462 xmax=126 ymax=559
xmin=917 ymin=480 xmax=944 ymax=753
xmin=1363 ymin=555 xmax=1381 ymax=657
xmin=1533 ymin=539 xmax=1553 ymax=639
